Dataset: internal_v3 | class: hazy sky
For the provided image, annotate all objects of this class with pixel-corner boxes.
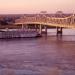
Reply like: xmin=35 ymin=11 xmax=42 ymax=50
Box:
xmin=0 ymin=0 xmax=74 ymax=14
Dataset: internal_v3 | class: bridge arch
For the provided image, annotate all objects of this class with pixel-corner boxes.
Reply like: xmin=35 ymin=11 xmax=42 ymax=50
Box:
xmin=15 ymin=15 xmax=75 ymax=29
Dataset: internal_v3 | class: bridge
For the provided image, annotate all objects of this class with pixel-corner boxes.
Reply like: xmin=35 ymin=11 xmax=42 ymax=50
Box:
xmin=15 ymin=14 xmax=75 ymax=36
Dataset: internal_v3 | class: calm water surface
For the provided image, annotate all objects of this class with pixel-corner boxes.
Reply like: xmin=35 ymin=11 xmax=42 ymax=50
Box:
xmin=0 ymin=29 xmax=75 ymax=75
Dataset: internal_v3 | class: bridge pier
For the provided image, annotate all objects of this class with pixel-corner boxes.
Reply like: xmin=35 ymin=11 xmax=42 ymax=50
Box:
xmin=57 ymin=27 xmax=63 ymax=36
xmin=39 ymin=24 xmax=42 ymax=35
xmin=44 ymin=25 xmax=47 ymax=35
xmin=38 ymin=25 xmax=48 ymax=36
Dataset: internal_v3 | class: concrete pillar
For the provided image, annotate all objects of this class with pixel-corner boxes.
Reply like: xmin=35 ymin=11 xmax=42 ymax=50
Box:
xmin=57 ymin=27 xmax=63 ymax=36
xmin=44 ymin=25 xmax=47 ymax=35
xmin=39 ymin=24 xmax=42 ymax=35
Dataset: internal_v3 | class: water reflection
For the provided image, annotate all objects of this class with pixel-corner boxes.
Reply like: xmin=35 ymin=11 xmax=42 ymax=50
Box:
xmin=0 ymin=29 xmax=75 ymax=75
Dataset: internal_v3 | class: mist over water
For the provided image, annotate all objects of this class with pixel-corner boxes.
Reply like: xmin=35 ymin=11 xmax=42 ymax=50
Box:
xmin=0 ymin=29 xmax=75 ymax=75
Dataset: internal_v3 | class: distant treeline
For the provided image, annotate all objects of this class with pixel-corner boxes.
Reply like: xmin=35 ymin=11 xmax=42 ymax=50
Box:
xmin=0 ymin=18 xmax=14 ymax=25
xmin=0 ymin=15 xmax=20 ymax=25
xmin=0 ymin=13 xmax=72 ymax=25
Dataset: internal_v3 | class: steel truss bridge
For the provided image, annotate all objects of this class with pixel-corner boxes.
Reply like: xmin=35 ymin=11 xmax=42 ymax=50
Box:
xmin=15 ymin=14 xmax=75 ymax=29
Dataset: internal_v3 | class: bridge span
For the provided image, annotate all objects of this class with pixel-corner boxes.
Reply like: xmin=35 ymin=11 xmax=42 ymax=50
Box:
xmin=15 ymin=14 xmax=75 ymax=36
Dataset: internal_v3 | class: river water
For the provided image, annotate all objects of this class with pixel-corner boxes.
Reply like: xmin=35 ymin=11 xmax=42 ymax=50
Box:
xmin=0 ymin=29 xmax=75 ymax=75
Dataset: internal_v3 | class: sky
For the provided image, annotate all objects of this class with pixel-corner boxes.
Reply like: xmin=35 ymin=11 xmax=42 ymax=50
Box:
xmin=0 ymin=0 xmax=74 ymax=14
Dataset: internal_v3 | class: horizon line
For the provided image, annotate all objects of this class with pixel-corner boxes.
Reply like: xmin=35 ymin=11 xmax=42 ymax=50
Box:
xmin=0 ymin=12 xmax=73 ymax=15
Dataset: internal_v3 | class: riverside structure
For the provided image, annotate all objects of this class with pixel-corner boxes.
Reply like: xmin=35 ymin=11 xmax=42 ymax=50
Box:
xmin=15 ymin=13 xmax=75 ymax=36
xmin=0 ymin=13 xmax=75 ymax=38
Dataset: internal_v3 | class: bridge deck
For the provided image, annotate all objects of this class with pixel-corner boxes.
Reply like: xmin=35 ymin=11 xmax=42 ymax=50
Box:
xmin=15 ymin=15 xmax=75 ymax=29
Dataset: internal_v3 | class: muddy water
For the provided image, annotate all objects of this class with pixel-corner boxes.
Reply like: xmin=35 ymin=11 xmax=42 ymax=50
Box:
xmin=0 ymin=29 xmax=75 ymax=75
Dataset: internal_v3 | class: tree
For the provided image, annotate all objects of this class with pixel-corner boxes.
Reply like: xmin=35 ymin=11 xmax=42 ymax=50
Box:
xmin=55 ymin=11 xmax=63 ymax=17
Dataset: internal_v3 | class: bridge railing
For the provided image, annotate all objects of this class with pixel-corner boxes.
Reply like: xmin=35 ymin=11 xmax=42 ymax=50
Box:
xmin=15 ymin=16 xmax=75 ymax=26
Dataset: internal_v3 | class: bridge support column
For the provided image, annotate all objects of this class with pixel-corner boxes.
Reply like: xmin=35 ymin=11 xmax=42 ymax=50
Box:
xmin=39 ymin=24 xmax=42 ymax=35
xmin=44 ymin=25 xmax=47 ymax=35
xmin=57 ymin=27 xmax=63 ymax=36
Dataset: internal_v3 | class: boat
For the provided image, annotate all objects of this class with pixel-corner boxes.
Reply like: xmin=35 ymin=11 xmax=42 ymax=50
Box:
xmin=0 ymin=29 xmax=41 ymax=39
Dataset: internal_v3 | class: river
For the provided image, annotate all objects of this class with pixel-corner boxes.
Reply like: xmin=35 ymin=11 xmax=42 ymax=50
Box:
xmin=0 ymin=29 xmax=75 ymax=75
